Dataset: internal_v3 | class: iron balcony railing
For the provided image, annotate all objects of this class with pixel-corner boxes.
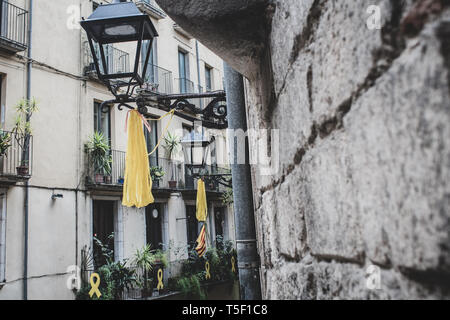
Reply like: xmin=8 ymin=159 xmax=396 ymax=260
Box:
xmin=0 ymin=1 xmax=28 ymax=52
xmin=84 ymin=42 xmax=130 ymax=77
xmin=175 ymin=78 xmax=204 ymax=109
xmin=141 ymin=64 xmax=173 ymax=95
xmin=0 ymin=131 xmax=33 ymax=179
xmin=86 ymin=149 xmax=229 ymax=193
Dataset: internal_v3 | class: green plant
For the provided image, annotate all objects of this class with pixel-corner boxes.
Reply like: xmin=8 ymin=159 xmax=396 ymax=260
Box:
xmin=150 ymin=166 xmax=165 ymax=182
xmin=163 ymin=131 xmax=180 ymax=160
xmin=132 ymin=245 xmax=169 ymax=296
xmin=85 ymin=131 xmax=112 ymax=176
xmin=11 ymin=98 xmax=38 ymax=167
xmin=76 ymin=234 xmax=136 ymax=300
xmin=164 ymin=132 xmax=181 ymax=182
xmin=0 ymin=131 xmax=11 ymax=157
xmin=176 ymin=274 xmax=207 ymax=300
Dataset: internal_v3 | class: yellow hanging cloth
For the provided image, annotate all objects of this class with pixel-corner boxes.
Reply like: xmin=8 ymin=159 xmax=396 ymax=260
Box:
xmin=196 ymin=178 xmax=207 ymax=222
xmin=122 ymin=110 xmax=154 ymax=208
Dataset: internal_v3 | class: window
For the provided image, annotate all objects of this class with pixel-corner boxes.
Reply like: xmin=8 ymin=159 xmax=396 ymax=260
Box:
xmin=214 ymin=207 xmax=226 ymax=241
xmin=94 ymin=101 xmax=111 ymax=145
xmin=178 ymin=50 xmax=189 ymax=93
xmin=93 ymin=200 xmax=115 ymax=268
xmin=0 ymin=0 xmax=8 ymax=39
xmin=145 ymin=116 xmax=158 ymax=166
xmin=146 ymin=203 xmax=164 ymax=250
xmin=210 ymin=136 xmax=217 ymax=170
xmin=186 ymin=205 xmax=198 ymax=250
xmin=205 ymin=66 xmax=213 ymax=92
xmin=0 ymin=191 xmax=6 ymax=282
xmin=141 ymin=39 xmax=157 ymax=83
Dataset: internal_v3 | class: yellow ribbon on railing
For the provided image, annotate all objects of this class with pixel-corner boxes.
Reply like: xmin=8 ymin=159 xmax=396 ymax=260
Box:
xmin=157 ymin=268 xmax=164 ymax=290
xmin=205 ymin=262 xmax=211 ymax=280
xmin=231 ymin=256 xmax=236 ymax=273
xmin=89 ymin=273 xmax=102 ymax=299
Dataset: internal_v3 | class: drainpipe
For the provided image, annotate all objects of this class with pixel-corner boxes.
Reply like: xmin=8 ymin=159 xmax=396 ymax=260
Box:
xmin=195 ymin=40 xmax=201 ymax=94
xmin=23 ymin=0 xmax=33 ymax=301
xmin=224 ymin=63 xmax=261 ymax=300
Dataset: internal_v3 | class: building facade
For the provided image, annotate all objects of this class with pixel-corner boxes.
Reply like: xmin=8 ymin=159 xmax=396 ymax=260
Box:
xmin=0 ymin=0 xmax=234 ymax=300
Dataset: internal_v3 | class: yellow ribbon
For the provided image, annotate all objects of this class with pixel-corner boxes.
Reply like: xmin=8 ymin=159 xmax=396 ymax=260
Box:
xmin=157 ymin=268 xmax=164 ymax=290
xmin=231 ymin=256 xmax=236 ymax=273
xmin=146 ymin=109 xmax=176 ymax=156
xmin=89 ymin=273 xmax=102 ymax=299
xmin=205 ymin=261 xmax=211 ymax=280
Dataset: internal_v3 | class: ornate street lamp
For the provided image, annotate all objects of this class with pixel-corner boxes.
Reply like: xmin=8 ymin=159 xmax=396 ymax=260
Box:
xmin=80 ymin=1 xmax=228 ymax=128
xmin=80 ymin=0 xmax=158 ymax=102
xmin=181 ymin=131 xmax=232 ymax=188
xmin=181 ymin=131 xmax=213 ymax=177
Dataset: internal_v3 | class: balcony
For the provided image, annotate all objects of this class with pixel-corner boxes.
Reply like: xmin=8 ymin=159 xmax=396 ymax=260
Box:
xmin=85 ymin=149 xmax=229 ymax=196
xmin=84 ymin=42 xmax=130 ymax=80
xmin=175 ymin=78 xmax=205 ymax=109
xmin=136 ymin=0 xmax=166 ymax=20
xmin=0 ymin=131 xmax=33 ymax=185
xmin=141 ymin=64 xmax=173 ymax=95
xmin=0 ymin=1 xmax=28 ymax=53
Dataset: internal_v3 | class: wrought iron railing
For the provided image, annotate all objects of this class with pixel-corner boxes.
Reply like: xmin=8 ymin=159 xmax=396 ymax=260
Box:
xmin=84 ymin=42 xmax=130 ymax=77
xmin=86 ymin=149 xmax=229 ymax=192
xmin=141 ymin=64 xmax=173 ymax=95
xmin=175 ymin=78 xmax=204 ymax=108
xmin=0 ymin=1 xmax=28 ymax=51
xmin=0 ymin=131 xmax=33 ymax=178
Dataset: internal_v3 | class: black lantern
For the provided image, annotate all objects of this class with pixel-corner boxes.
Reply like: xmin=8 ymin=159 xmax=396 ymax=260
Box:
xmin=181 ymin=131 xmax=214 ymax=177
xmin=80 ymin=0 xmax=158 ymax=98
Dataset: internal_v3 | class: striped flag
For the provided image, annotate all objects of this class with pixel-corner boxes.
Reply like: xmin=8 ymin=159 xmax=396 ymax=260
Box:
xmin=195 ymin=224 xmax=207 ymax=257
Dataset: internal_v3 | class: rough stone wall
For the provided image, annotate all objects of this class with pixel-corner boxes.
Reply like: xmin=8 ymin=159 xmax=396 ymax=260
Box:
xmin=157 ymin=0 xmax=450 ymax=299
xmin=248 ymin=0 xmax=450 ymax=299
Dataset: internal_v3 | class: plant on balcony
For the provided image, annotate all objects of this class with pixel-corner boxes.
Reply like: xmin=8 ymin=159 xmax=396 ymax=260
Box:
xmin=76 ymin=235 xmax=136 ymax=300
xmin=168 ymin=236 xmax=238 ymax=300
xmin=222 ymin=188 xmax=234 ymax=206
xmin=0 ymin=131 xmax=11 ymax=157
xmin=0 ymin=131 xmax=12 ymax=174
xmin=85 ymin=131 xmax=112 ymax=184
xmin=150 ymin=166 xmax=165 ymax=187
xmin=132 ymin=244 xmax=169 ymax=298
xmin=11 ymin=98 xmax=38 ymax=176
xmin=163 ymin=131 xmax=180 ymax=189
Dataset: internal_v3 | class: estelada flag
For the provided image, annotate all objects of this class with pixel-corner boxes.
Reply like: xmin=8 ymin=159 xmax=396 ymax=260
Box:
xmin=195 ymin=224 xmax=207 ymax=258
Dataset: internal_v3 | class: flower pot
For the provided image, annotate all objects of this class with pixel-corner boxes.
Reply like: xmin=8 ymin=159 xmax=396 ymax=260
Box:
xmin=16 ymin=166 xmax=29 ymax=176
xmin=118 ymin=178 xmax=124 ymax=185
xmin=168 ymin=181 xmax=177 ymax=189
xmin=94 ymin=173 xmax=104 ymax=184
xmin=153 ymin=180 xmax=160 ymax=188
xmin=104 ymin=175 xmax=112 ymax=184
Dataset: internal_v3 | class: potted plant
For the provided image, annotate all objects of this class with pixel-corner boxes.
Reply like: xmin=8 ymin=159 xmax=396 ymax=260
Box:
xmin=85 ymin=132 xmax=112 ymax=184
xmin=150 ymin=166 xmax=165 ymax=188
xmin=0 ymin=130 xmax=12 ymax=174
xmin=12 ymin=98 xmax=38 ymax=176
xmin=163 ymin=132 xmax=180 ymax=189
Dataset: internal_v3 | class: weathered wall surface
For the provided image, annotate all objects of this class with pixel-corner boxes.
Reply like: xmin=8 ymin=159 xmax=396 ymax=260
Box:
xmin=158 ymin=0 xmax=450 ymax=299
xmin=252 ymin=0 xmax=450 ymax=299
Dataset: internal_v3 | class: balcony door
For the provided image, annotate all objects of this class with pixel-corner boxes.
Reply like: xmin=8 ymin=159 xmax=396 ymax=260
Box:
xmin=94 ymin=101 xmax=111 ymax=146
xmin=145 ymin=116 xmax=158 ymax=167
xmin=186 ymin=205 xmax=198 ymax=250
xmin=93 ymin=200 xmax=115 ymax=268
xmin=0 ymin=0 xmax=8 ymax=39
xmin=146 ymin=203 xmax=163 ymax=250
xmin=142 ymin=39 xmax=157 ymax=84
xmin=178 ymin=50 xmax=189 ymax=93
